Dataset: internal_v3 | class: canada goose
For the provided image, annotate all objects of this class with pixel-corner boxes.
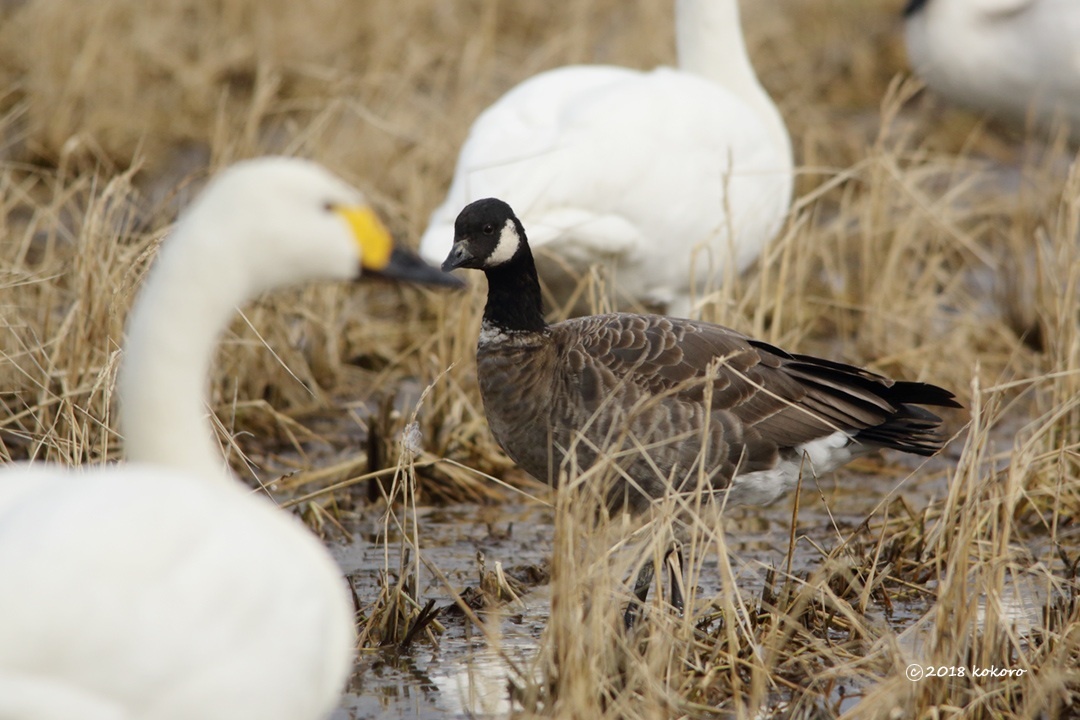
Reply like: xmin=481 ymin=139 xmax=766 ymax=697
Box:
xmin=420 ymin=0 xmax=792 ymax=317
xmin=443 ymin=197 xmax=961 ymax=517
xmin=0 ymin=158 xmax=460 ymax=720
xmin=904 ymin=0 xmax=1080 ymax=135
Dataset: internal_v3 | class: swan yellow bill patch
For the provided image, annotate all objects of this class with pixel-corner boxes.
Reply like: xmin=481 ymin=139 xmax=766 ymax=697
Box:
xmin=337 ymin=206 xmax=393 ymax=270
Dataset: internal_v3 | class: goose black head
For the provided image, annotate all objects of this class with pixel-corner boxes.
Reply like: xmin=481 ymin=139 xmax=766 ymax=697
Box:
xmin=442 ymin=198 xmax=529 ymax=272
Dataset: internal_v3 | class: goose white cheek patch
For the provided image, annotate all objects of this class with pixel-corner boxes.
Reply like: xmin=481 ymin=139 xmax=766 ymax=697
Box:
xmin=487 ymin=219 xmax=521 ymax=266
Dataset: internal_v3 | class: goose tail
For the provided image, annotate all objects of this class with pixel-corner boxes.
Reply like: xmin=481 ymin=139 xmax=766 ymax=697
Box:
xmin=856 ymin=381 xmax=962 ymax=456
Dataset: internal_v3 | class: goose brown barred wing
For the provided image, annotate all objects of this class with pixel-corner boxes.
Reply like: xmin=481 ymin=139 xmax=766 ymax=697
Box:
xmin=538 ymin=313 xmax=957 ymax=509
xmin=541 ymin=313 xmax=788 ymax=506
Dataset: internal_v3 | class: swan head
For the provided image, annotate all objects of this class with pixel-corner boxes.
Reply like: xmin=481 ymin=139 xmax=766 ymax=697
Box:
xmin=119 ymin=157 xmax=459 ymax=481
xmin=173 ymin=157 xmax=460 ymax=297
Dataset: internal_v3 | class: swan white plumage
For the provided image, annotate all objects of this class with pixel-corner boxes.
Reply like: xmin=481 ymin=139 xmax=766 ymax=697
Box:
xmin=904 ymin=0 xmax=1080 ymax=134
xmin=0 ymin=157 xmax=458 ymax=720
xmin=419 ymin=0 xmax=792 ymax=317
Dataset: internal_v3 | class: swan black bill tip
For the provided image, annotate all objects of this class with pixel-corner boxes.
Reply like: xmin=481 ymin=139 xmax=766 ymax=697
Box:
xmin=903 ymin=0 xmax=929 ymax=17
xmin=367 ymin=246 xmax=465 ymax=288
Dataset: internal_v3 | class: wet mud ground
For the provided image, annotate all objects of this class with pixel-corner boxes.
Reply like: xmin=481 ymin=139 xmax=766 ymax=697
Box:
xmin=332 ymin=500 xmax=554 ymax=718
xmin=323 ymin=461 xmax=964 ymax=719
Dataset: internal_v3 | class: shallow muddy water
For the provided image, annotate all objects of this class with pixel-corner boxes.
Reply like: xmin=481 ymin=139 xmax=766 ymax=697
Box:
xmin=329 ymin=501 xmax=553 ymax=719
xmin=325 ymin=462 xmax=967 ymax=719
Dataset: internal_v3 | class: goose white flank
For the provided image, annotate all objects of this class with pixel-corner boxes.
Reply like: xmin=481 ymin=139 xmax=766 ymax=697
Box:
xmin=0 ymin=157 xmax=460 ymax=720
xmin=421 ymin=0 xmax=792 ymax=317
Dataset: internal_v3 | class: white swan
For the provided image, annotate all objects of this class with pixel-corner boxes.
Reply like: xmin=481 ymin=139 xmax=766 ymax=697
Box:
xmin=904 ymin=0 xmax=1080 ymax=134
xmin=0 ymin=157 xmax=459 ymax=720
xmin=419 ymin=0 xmax=792 ymax=317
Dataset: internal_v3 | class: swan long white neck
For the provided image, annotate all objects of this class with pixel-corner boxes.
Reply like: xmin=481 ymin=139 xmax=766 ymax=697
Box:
xmin=675 ymin=0 xmax=792 ymax=163
xmin=118 ymin=213 xmax=252 ymax=484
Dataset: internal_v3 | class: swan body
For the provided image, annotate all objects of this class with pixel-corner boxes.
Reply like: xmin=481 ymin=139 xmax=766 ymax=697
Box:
xmin=904 ymin=0 xmax=1080 ymax=134
xmin=420 ymin=0 xmax=792 ymax=316
xmin=0 ymin=465 xmax=352 ymax=720
xmin=0 ymin=157 xmax=458 ymax=720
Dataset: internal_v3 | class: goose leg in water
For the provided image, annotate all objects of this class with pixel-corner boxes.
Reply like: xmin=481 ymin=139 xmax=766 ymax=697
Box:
xmin=624 ymin=544 xmax=685 ymax=629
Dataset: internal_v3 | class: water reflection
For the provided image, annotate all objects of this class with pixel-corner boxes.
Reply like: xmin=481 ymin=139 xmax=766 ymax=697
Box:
xmin=329 ymin=469 xmax=978 ymax=718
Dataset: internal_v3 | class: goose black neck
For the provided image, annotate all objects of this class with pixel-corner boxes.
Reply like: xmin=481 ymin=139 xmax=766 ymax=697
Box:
xmin=482 ymin=250 xmax=547 ymax=334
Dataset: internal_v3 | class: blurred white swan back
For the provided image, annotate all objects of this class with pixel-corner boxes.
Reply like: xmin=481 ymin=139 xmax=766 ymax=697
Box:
xmin=905 ymin=0 xmax=1080 ymax=134
xmin=420 ymin=0 xmax=792 ymax=316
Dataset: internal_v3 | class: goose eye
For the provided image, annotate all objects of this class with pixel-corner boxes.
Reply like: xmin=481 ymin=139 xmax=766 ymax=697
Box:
xmin=322 ymin=201 xmax=335 ymax=213
xmin=482 ymin=224 xmax=495 ymax=235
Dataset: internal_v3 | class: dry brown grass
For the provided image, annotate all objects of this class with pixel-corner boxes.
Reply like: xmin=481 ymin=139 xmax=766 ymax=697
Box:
xmin=1 ymin=0 xmax=1078 ymax=717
